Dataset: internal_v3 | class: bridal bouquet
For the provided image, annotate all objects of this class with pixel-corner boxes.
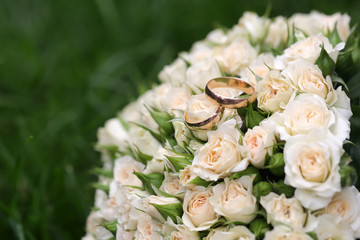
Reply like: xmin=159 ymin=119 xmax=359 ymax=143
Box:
xmin=83 ymin=11 xmax=360 ymax=240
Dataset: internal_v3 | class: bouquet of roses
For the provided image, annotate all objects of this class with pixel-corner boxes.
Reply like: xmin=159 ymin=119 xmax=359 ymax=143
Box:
xmin=83 ymin=11 xmax=360 ymax=240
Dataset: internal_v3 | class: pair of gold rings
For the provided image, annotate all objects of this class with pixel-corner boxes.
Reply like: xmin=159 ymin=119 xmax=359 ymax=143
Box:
xmin=185 ymin=77 xmax=256 ymax=130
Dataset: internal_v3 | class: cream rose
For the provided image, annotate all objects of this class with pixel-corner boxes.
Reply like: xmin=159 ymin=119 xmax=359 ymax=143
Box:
xmin=134 ymin=212 xmax=163 ymax=240
xmin=116 ymin=224 xmax=134 ymax=240
xmin=97 ymin=118 xmax=129 ymax=154
xmin=284 ymin=128 xmax=343 ymax=210
xmin=282 ymin=59 xmax=336 ymax=105
xmin=158 ymin=58 xmax=187 ymax=85
xmin=113 ymin=156 xmax=144 ymax=187
xmin=182 ymin=186 xmax=219 ymax=231
xmin=240 ymin=53 xmax=275 ymax=86
xmin=265 ymin=16 xmax=288 ymax=48
xmin=160 ymin=172 xmax=185 ymax=198
xmin=210 ymin=176 xmax=258 ymax=223
xmin=310 ymin=215 xmax=354 ymax=240
xmin=179 ymin=165 xmax=201 ymax=189
xmin=256 ymin=70 xmax=294 ymax=113
xmin=192 ymin=119 xmax=248 ymax=181
xmin=238 ymin=11 xmax=270 ymax=42
xmin=260 ymin=192 xmax=306 ymax=228
xmin=185 ymin=93 xmax=221 ymax=128
xmin=206 ymin=29 xmax=228 ymax=45
xmin=162 ymin=218 xmax=199 ymax=240
xmin=274 ymin=33 xmax=344 ymax=69
xmin=324 ymin=186 xmax=360 ymax=238
xmin=129 ymin=124 xmax=161 ymax=156
xmin=181 ymin=41 xmax=216 ymax=64
xmin=243 ymin=123 xmax=276 ymax=168
xmin=163 ymin=86 xmax=192 ymax=117
xmin=186 ymin=57 xmax=222 ymax=93
xmin=217 ymin=37 xmax=257 ymax=75
xmin=205 ymin=226 xmax=255 ymax=240
xmin=173 ymin=121 xmax=191 ymax=149
xmin=275 ymin=93 xmax=350 ymax=142
xmin=264 ymin=225 xmax=312 ymax=240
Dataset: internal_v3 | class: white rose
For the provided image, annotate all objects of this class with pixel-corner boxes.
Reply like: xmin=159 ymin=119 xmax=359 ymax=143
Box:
xmin=85 ymin=211 xmax=102 ymax=235
xmin=181 ymin=41 xmax=217 ymax=64
xmin=332 ymin=87 xmax=352 ymax=120
xmin=182 ymin=186 xmax=219 ymax=231
xmin=137 ymin=90 xmax=161 ymax=131
xmin=129 ymin=125 xmax=161 ymax=156
xmin=186 ymin=57 xmax=222 ymax=93
xmin=185 ymin=93 xmax=221 ymax=129
xmin=265 ymin=16 xmax=288 ymax=48
xmin=284 ymin=128 xmax=343 ymax=210
xmin=282 ymin=59 xmax=337 ymax=105
xmin=238 ymin=12 xmax=270 ymax=42
xmin=95 ymin=226 xmax=114 ymax=240
xmin=311 ymin=215 xmax=354 ymax=240
xmin=260 ymin=192 xmax=306 ymax=228
xmin=97 ymin=118 xmax=128 ymax=152
xmin=210 ymin=176 xmax=258 ymax=223
xmin=256 ymin=70 xmax=294 ymax=113
xmin=179 ymin=165 xmax=201 ymax=189
xmin=206 ymin=226 xmax=255 ymax=240
xmin=206 ymin=29 xmax=228 ymax=45
xmin=274 ymin=33 xmax=344 ymax=69
xmin=113 ymin=156 xmax=144 ymax=187
xmin=324 ymin=186 xmax=360 ymax=238
xmin=264 ymin=225 xmax=312 ymax=240
xmin=162 ymin=218 xmax=199 ymax=240
xmin=160 ymin=172 xmax=185 ymax=198
xmin=240 ymin=53 xmax=275 ymax=86
xmin=217 ymin=37 xmax=257 ymax=75
xmin=173 ymin=121 xmax=191 ymax=149
xmin=275 ymin=93 xmax=350 ymax=142
xmin=158 ymin=58 xmax=187 ymax=85
xmin=142 ymin=195 xmax=181 ymax=223
xmin=134 ymin=213 xmax=163 ymax=240
xmin=243 ymin=123 xmax=276 ymax=168
xmin=116 ymin=224 xmax=134 ymax=240
xmin=193 ymin=119 xmax=248 ymax=181
xmin=163 ymin=86 xmax=192 ymax=117
xmin=121 ymin=100 xmax=142 ymax=123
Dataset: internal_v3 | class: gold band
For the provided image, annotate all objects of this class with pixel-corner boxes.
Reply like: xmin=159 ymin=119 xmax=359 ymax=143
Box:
xmin=184 ymin=105 xmax=223 ymax=130
xmin=205 ymin=77 xmax=256 ymax=109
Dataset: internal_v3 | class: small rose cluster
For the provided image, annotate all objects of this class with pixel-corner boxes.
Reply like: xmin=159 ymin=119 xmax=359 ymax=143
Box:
xmin=83 ymin=11 xmax=360 ymax=240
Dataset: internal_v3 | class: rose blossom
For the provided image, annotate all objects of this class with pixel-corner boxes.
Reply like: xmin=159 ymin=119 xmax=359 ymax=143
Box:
xmin=264 ymin=225 xmax=312 ymax=240
xmin=260 ymin=192 xmax=306 ymax=228
xmin=134 ymin=212 xmax=163 ymax=240
xmin=205 ymin=226 xmax=255 ymax=240
xmin=192 ymin=119 xmax=248 ymax=181
xmin=182 ymin=186 xmax=219 ymax=231
xmin=264 ymin=16 xmax=288 ymax=48
xmin=113 ymin=156 xmax=144 ymax=187
xmin=282 ymin=59 xmax=337 ymax=105
xmin=274 ymin=93 xmax=350 ymax=142
xmin=158 ymin=58 xmax=187 ymax=85
xmin=210 ymin=176 xmax=258 ymax=223
xmin=324 ymin=186 xmax=360 ymax=237
xmin=238 ymin=12 xmax=270 ymax=42
xmin=309 ymin=215 xmax=354 ymax=240
xmin=240 ymin=53 xmax=275 ymax=86
xmin=162 ymin=218 xmax=199 ymax=240
xmin=160 ymin=172 xmax=185 ymax=198
xmin=284 ymin=128 xmax=343 ymax=210
xmin=179 ymin=165 xmax=201 ymax=189
xmin=142 ymin=195 xmax=181 ymax=223
xmin=243 ymin=122 xmax=276 ymax=168
xmin=256 ymin=70 xmax=294 ymax=113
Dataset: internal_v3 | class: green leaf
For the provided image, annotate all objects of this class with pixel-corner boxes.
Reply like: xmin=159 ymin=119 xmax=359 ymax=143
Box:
xmin=165 ymin=155 xmax=191 ymax=172
xmin=129 ymin=122 xmax=164 ymax=143
xmin=95 ymin=144 xmax=121 ymax=160
xmin=229 ymin=166 xmax=261 ymax=184
xmin=147 ymin=106 xmax=174 ymax=136
xmin=117 ymin=115 xmax=130 ymax=131
xmin=306 ymin=232 xmax=319 ymax=240
xmin=253 ymin=181 xmax=273 ymax=201
xmin=271 ymin=180 xmax=295 ymax=198
xmin=134 ymin=145 xmax=153 ymax=165
xmin=92 ymin=183 xmax=109 ymax=194
xmin=102 ymin=220 xmax=117 ymax=234
xmin=151 ymin=202 xmax=183 ymax=223
xmin=245 ymin=103 xmax=266 ymax=129
xmin=328 ymin=23 xmax=342 ymax=47
xmin=264 ymin=153 xmax=285 ymax=176
xmin=187 ymin=176 xmax=212 ymax=187
xmin=330 ymin=74 xmax=349 ymax=92
xmin=339 ymin=165 xmax=358 ymax=187
xmin=249 ymin=218 xmax=270 ymax=239
xmin=133 ymin=172 xmax=164 ymax=195
xmin=91 ymin=167 xmax=113 ymax=178
xmin=340 ymin=152 xmax=352 ymax=166
xmin=315 ymin=44 xmax=335 ymax=77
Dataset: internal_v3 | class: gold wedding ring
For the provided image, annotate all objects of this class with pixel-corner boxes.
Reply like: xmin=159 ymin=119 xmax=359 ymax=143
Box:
xmin=184 ymin=105 xmax=223 ymax=130
xmin=205 ymin=77 xmax=256 ymax=109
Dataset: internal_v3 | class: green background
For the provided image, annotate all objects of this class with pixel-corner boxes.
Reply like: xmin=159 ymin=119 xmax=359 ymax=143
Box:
xmin=1 ymin=0 xmax=359 ymax=239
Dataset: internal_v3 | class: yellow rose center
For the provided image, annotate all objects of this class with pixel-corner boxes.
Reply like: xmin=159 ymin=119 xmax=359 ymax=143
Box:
xmin=299 ymin=149 xmax=329 ymax=182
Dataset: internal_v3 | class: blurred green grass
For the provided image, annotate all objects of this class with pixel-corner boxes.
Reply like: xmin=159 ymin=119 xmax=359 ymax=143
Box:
xmin=0 ymin=0 xmax=359 ymax=239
